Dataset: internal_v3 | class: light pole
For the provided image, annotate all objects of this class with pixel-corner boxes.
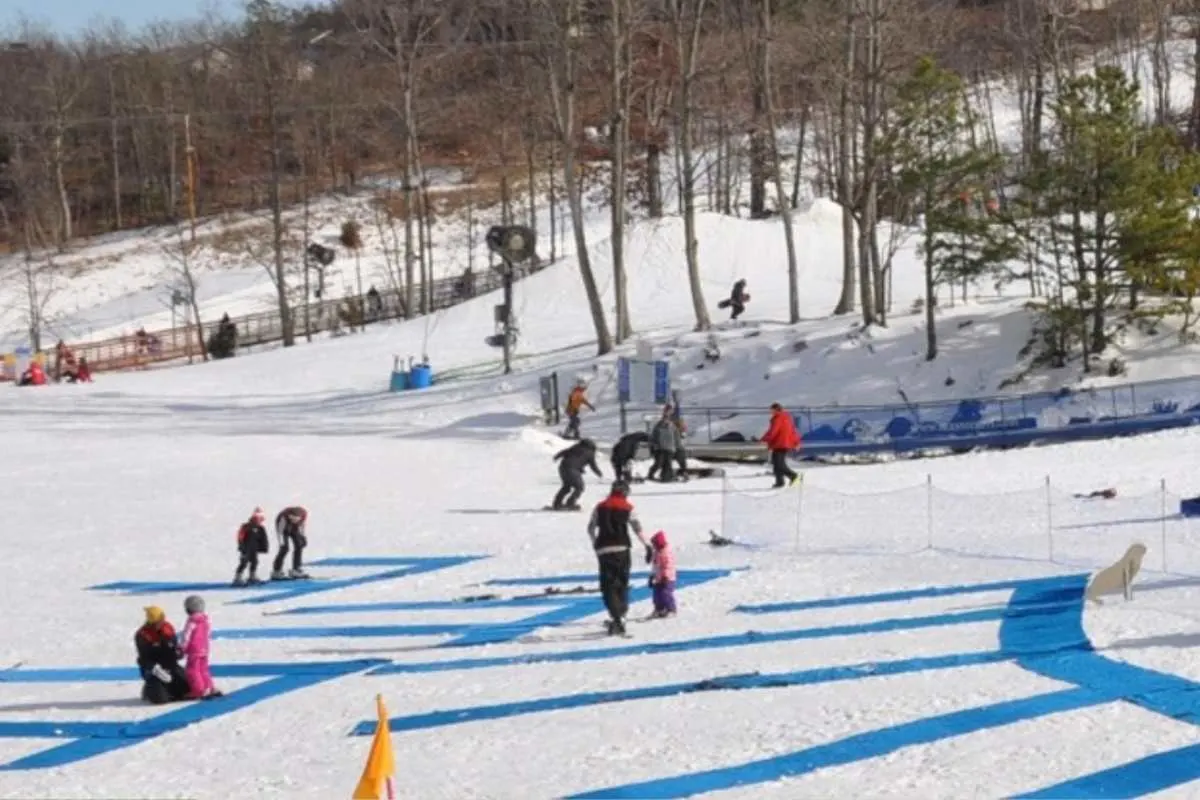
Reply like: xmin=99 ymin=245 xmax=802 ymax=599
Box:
xmin=485 ymin=225 xmax=538 ymax=374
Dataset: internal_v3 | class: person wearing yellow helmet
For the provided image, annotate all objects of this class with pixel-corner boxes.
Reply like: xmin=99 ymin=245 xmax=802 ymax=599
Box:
xmin=135 ymin=606 xmax=190 ymax=704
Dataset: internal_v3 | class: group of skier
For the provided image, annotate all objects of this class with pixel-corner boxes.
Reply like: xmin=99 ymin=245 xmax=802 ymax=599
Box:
xmin=233 ymin=505 xmax=310 ymax=585
xmin=135 ymin=595 xmax=219 ymax=704
xmin=549 ymin=398 xmax=801 ymax=635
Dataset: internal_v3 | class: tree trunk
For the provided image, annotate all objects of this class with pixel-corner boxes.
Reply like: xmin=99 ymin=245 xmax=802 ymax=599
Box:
xmin=265 ymin=83 xmax=294 ymax=347
xmin=860 ymin=0 xmax=882 ymax=325
xmin=759 ymin=0 xmax=800 ymax=324
xmin=790 ymin=102 xmax=810 ymax=209
xmin=109 ymin=66 xmax=122 ymax=229
xmin=52 ymin=125 xmax=72 ymax=246
xmin=834 ymin=12 xmax=857 ymax=315
xmin=549 ymin=142 xmax=558 ymax=261
xmin=548 ymin=0 xmax=614 ymax=355
xmin=749 ymin=81 xmax=769 ymax=219
xmin=924 ymin=223 xmax=937 ymax=360
xmin=610 ymin=0 xmax=634 ymax=343
xmin=673 ymin=0 xmax=712 ymax=331
xmin=646 ymin=141 xmax=664 ymax=218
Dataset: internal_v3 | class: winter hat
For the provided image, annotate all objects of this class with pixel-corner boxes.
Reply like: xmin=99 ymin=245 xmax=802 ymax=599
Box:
xmin=651 ymin=530 xmax=668 ymax=549
xmin=251 ymin=507 xmax=265 ymax=524
xmin=183 ymin=595 xmax=205 ymax=615
xmin=144 ymin=606 xmax=165 ymax=625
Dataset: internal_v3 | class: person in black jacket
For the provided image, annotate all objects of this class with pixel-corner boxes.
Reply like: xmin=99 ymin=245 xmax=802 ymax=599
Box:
xmin=551 ymin=439 xmax=603 ymax=510
xmin=271 ymin=506 xmax=309 ymax=580
xmin=610 ymin=431 xmax=649 ymax=483
xmin=587 ymin=481 xmax=652 ymax=635
xmin=716 ymin=279 xmax=749 ymax=321
xmin=135 ymin=606 xmax=191 ymax=704
xmin=233 ymin=507 xmax=270 ymax=586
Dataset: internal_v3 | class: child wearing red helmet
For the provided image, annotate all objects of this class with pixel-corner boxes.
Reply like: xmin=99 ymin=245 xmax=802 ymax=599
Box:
xmin=233 ymin=507 xmax=269 ymax=586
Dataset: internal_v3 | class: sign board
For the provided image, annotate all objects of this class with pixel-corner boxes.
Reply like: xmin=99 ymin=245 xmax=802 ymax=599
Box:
xmin=617 ymin=357 xmax=670 ymax=405
xmin=539 ymin=375 xmax=556 ymax=411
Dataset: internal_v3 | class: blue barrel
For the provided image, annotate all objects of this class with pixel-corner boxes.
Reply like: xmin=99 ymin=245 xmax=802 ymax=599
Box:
xmin=389 ymin=371 xmax=409 ymax=392
xmin=409 ymin=364 xmax=433 ymax=389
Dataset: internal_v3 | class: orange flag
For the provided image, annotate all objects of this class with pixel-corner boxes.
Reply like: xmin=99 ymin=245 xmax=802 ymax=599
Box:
xmin=352 ymin=694 xmax=396 ymax=800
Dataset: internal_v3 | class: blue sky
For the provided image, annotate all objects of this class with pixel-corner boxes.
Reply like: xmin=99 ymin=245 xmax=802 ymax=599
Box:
xmin=4 ymin=0 xmax=306 ymax=38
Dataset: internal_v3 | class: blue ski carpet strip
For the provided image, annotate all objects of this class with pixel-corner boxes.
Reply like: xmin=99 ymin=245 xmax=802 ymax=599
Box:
xmin=571 ymin=574 xmax=1200 ymax=798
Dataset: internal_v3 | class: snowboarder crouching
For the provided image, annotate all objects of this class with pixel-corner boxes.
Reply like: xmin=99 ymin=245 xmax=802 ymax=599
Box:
xmin=271 ymin=506 xmax=310 ymax=580
xmin=233 ymin=507 xmax=269 ymax=586
xmin=587 ymin=480 xmax=652 ymax=636
xmin=552 ymin=439 xmax=603 ymax=510
xmin=179 ymin=595 xmax=221 ymax=700
xmin=649 ymin=530 xmax=677 ymax=618
xmin=136 ymin=606 xmax=190 ymax=705
xmin=611 ymin=431 xmax=649 ymax=483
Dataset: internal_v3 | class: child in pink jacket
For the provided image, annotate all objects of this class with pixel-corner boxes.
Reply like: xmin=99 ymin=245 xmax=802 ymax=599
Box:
xmin=649 ymin=530 xmax=677 ymax=618
xmin=178 ymin=595 xmax=221 ymax=699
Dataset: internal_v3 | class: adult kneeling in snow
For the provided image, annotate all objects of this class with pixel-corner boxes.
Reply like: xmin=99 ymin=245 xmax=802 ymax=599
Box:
xmin=135 ymin=606 xmax=190 ymax=704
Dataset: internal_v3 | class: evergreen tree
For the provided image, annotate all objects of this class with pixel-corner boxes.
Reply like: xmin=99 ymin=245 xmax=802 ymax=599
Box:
xmin=1120 ymin=135 xmax=1200 ymax=339
xmin=1013 ymin=66 xmax=1145 ymax=370
xmin=885 ymin=57 xmax=1015 ymax=361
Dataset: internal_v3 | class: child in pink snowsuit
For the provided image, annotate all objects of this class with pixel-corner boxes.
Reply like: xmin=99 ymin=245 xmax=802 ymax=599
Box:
xmin=178 ymin=595 xmax=219 ymax=699
xmin=649 ymin=531 xmax=677 ymax=617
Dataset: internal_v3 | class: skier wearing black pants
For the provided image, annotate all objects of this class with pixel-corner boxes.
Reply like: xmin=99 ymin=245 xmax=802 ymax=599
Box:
xmin=271 ymin=506 xmax=309 ymax=580
xmin=610 ymin=431 xmax=649 ymax=483
xmin=587 ymin=481 xmax=652 ymax=635
xmin=552 ymin=439 xmax=602 ymax=509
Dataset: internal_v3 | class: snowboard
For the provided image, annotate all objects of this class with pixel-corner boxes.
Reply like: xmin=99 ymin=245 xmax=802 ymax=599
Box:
xmin=269 ymin=574 xmax=318 ymax=582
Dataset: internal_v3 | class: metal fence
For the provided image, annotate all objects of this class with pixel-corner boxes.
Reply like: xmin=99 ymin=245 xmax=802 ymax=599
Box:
xmin=625 ymin=374 xmax=1200 ymax=454
xmin=13 ymin=258 xmax=548 ymax=377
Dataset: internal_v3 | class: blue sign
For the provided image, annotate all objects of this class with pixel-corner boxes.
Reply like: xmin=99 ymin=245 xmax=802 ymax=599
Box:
xmin=618 ymin=357 xmax=670 ymax=405
xmin=654 ymin=361 xmax=669 ymax=404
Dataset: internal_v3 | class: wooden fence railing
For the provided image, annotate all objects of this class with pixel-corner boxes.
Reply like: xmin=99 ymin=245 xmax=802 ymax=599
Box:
xmin=8 ymin=259 xmax=547 ymax=378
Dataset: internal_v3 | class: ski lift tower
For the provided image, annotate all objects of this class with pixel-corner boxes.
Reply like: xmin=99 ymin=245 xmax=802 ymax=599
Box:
xmin=485 ymin=224 xmax=538 ymax=374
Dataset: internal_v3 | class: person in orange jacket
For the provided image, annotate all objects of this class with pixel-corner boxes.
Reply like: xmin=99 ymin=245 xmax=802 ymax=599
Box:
xmin=761 ymin=402 xmax=800 ymax=488
xmin=563 ymin=379 xmax=595 ymax=440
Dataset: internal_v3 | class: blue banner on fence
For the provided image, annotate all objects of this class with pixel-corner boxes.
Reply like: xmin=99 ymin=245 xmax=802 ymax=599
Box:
xmin=672 ymin=375 xmax=1200 ymax=456
xmin=786 ymin=376 xmax=1200 ymax=454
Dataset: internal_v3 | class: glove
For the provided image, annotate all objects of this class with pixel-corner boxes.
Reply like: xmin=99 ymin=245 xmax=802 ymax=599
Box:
xmin=645 ymin=545 xmax=654 ymax=564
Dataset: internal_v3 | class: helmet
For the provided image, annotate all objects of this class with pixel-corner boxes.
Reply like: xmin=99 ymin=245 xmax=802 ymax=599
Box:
xmin=611 ymin=479 xmax=630 ymax=496
xmin=184 ymin=595 xmax=205 ymax=615
xmin=251 ymin=507 xmax=265 ymax=524
xmin=144 ymin=606 xmax=165 ymax=625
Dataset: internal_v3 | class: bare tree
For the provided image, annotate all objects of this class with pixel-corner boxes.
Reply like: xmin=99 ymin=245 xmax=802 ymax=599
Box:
xmin=755 ymin=0 xmax=800 ymax=324
xmin=609 ymin=0 xmax=637 ymax=342
xmin=351 ymin=0 xmax=459 ymax=319
xmin=160 ymin=226 xmax=210 ymax=362
xmin=243 ymin=0 xmax=299 ymax=346
xmin=529 ymin=0 xmax=614 ymax=354
xmin=667 ymin=0 xmax=712 ymax=332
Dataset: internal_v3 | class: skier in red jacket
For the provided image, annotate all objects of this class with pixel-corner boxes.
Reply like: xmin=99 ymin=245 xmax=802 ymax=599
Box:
xmin=761 ymin=402 xmax=800 ymax=488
